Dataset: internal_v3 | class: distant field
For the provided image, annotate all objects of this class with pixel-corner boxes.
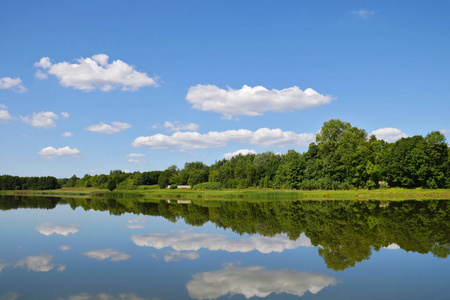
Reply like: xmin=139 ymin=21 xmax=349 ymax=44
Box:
xmin=1 ymin=187 xmax=450 ymax=201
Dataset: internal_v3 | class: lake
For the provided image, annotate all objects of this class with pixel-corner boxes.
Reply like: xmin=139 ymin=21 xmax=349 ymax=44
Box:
xmin=0 ymin=196 xmax=448 ymax=299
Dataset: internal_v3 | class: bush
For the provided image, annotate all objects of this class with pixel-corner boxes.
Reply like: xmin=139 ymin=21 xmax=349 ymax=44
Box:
xmin=193 ymin=182 xmax=221 ymax=190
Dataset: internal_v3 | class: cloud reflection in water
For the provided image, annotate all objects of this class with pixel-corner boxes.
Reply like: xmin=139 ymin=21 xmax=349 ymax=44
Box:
xmin=15 ymin=254 xmax=55 ymax=272
xmin=35 ymin=223 xmax=80 ymax=236
xmin=58 ymin=293 xmax=160 ymax=300
xmin=187 ymin=264 xmax=337 ymax=299
xmin=82 ymin=249 xmax=130 ymax=262
xmin=131 ymin=233 xmax=312 ymax=254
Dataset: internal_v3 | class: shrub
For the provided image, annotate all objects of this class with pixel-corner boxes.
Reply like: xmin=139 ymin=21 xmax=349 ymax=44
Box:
xmin=193 ymin=182 xmax=221 ymax=190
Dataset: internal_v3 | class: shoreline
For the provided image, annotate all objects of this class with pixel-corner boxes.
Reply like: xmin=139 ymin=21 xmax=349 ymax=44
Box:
xmin=1 ymin=187 xmax=450 ymax=201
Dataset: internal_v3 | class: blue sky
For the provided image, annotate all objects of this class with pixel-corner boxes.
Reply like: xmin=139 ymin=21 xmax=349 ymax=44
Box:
xmin=1 ymin=0 xmax=449 ymax=177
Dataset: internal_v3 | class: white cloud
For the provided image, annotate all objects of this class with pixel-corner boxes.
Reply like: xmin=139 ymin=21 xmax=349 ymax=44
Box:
xmin=62 ymin=132 xmax=73 ymax=137
xmin=82 ymin=249 xmax=130 ymax=262
xmin=164 ymin=121 xmax=199 ymax=132
xmin=59 ymin=245 xmax=71 ymax=251
xmin=163 ymin=251 xmax=199 ymax=262
xmin=61 ymin=112 xmax=70 ymax=119
xmin=187 ymin=264 xmax=337 ymax=299
xmin=58 ymin=293 xmax=158 ymax=300
xmin=132 ymin=128 xmax=314 ymax=150
xmin=440 ymin=129 xmax=450 ymax=134
xmin=371 ymin=128 xmax=408 ymax=143
xmin=34 ymin=54 xmax=159 ymax=91
xmin=0 ymin=77 xmax=27 ymax=93
xmin=38 ymin=146 xmax=81 ymax=158
xmin=223 ymin=149 xmax=257 ymax=160
xmin=35 ymin=69 xmax=48 ymax=79
xmin=126 ymin=153 xmax=146 ymax=158
xmin=128 ymin=158 xmax=147 ymax=165
xmin=131 ymin=233 xmax=312 ymax=254
xmin=351 ymin=10 xmax=375 ymax=20
xmin=21 ymin=111 xmax=59 ymax=129
xmin=35 ymin=223 xmax=79 ymax=236
xmin=186 ymin=84 xmax=332 ymax=119
xmin=0 ymin=105 xmax=14 ymax=121
xmin=86 ymin=121 xmax=131 ymax=134
xmin=15 ymin=254 xmax=55 ymax=272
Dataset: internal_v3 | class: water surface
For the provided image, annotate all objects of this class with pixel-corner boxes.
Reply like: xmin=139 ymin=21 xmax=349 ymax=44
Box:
xmin=0 ymin=196 xmax=448 ymax=299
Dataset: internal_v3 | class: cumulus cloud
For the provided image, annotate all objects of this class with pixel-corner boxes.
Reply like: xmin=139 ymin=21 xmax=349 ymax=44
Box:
xmin=58 ymin=293 xmax=158 ymax=300
xmin=128 ymin=158 xmax=147 ymax=165
xmin=126 ymin=153 xmax=146 ymax=158
xmin=0 ymin=104 xmax=14 ymax=121
xmin=440 ymin=129 xmax=450 ymax=134
xmin=0 ymin=77 xmax=27 ymax=93
xmin=164 ymin=121 xmax=199 ymax=132
xmin=86 ymin=122 xmax=131 ymax=134
xmin=21 ymin=111 xmax=59 ymax=129
xmin=82 ymin=249 xmax=130 ymax=262
xmin=371 ymin=128 xmax=408 ymax=143
xmin=351 ymin=10 xmax=375 ymax=19
xmin=131 ymin=233 xmax=312 ymax=254
xmin=35 ymin=69 xmax=48 ymax=79
xmin=223 ymin=149 xmax=257 ymax=160
xmin=15 ymin=254 xmax=55 ymax=272
xmin=38 ymin=146 xmax=81 ymax=158
xmin=62 ymin=132 xmax=73 ymax=137
xmin=132 ymin=128 xmax=314 ymax=150
xmin=186 ymin=84 xmax=332 ymax=119
xmin=187 ymin=264 xmax=337 ymax=299
xmin=61 ymin=112 xmax=70 ymax=119
xmin=35 ymin=223 xmax=79 ymax=236
xmin=59 ymin=245 xmax=71 ymax=251
xmin=34 ymin=54 xmax=159 ymax=91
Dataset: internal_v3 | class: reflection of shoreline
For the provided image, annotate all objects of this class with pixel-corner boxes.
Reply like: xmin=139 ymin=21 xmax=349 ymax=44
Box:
xmin=131 ymin=233 xmax=312 ymax=254
xmin=187 ymin=264 xmax=337 ymax=299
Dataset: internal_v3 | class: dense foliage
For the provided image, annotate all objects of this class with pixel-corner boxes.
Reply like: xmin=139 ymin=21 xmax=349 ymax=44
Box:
xmin=1 ymin=196 xmax=448 ymax=271
xmin=61 ymin=119 xmax=450 ymax=191
xmin=0 ymin=175 xmax=60 ymax=190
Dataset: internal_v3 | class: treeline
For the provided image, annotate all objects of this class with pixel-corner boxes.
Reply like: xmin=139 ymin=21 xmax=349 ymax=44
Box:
xmin=64 ymin=119 xmax=450 ymax=191
xmin=0 ymin=175 xmax=60 ymax=190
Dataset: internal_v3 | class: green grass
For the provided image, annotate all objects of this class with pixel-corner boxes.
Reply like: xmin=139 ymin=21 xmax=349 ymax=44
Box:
xmin=1 ymin=187 xmax=450 ymax=201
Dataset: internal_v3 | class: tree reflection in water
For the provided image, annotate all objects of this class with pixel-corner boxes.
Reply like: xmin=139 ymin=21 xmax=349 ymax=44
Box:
xmin=1 ymin=196 xmax=448 ymax=271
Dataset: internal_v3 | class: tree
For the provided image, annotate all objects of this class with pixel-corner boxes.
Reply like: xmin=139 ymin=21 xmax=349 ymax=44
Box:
xmin=107 ymin=180 xmax=116 ymax=191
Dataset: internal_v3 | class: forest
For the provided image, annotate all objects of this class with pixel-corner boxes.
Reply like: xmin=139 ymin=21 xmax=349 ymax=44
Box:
xmin=62 ymin=119 xmax=450 ymax=191
xmin=0 ymin=175 xmax=60 ymax=190
xmin=2 ymin=119 xmax=449 ymax=191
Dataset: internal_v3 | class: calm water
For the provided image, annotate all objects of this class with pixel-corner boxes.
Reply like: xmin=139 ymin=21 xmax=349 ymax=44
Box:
xmin=0 ymin=196 xmax=448 ymax=300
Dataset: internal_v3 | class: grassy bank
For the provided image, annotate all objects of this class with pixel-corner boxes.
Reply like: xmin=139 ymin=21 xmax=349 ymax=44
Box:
xmin=1 ymin=187 xmax=450 ymax=201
